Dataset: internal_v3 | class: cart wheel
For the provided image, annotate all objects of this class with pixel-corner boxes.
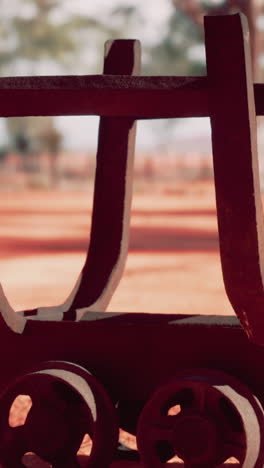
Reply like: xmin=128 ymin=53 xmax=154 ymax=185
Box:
xmin=137 ymin=370 xmax=264 ymax=467
xmin=0 ymin=361 xmax=118 ymax=467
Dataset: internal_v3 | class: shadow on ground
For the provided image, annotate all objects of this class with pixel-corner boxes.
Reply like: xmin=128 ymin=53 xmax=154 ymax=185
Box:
xmin=20 ymin=454 xmax=237 ymax=467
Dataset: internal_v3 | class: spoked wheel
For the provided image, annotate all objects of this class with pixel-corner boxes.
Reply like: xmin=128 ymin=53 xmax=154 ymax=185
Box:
xmin=0 ymin=361 xmax=118 ymax=467
xmin=137 ymin=370 xmax=264 ymax=467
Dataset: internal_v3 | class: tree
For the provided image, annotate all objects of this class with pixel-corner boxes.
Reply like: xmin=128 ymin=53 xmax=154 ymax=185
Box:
xmin=172 ymin=0 xmax=264 ymax=79
xmin=5 ymin=0 xmax=117 ymax=75
xmin=143 ymin=9 xmax=205 ymax=76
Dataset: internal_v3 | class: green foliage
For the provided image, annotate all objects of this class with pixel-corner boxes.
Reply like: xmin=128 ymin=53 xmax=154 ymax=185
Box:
xmin=0 ymin=145 xmax=9 ymax=162
xmin=0 ymin=0 xmax=114 ymax=160
xmin=0 ymin=1 xmax=114 ymax=74
xmin=143 ymin=10 xmax=206 ymax=76
xmin=201 ymin=0 xmax=226 ymax=10
xmin=105 ymin=3 xmax=206 ymax=76
xmin=12 ymin=17 xmax=76 ymax=64
xmin=14 ymin=132 xmax=30 ymax=155
xmin=109 ymin=5 xmax=144 ymax=33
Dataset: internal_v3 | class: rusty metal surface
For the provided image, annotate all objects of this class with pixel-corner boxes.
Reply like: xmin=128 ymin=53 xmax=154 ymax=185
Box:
xmin=0 ymin=75 xmax=264 ymax=118
xmin=0 ymin=75 xmax=209 ymax=118
xmin=205 ymin=13 xmax=264 ymax=345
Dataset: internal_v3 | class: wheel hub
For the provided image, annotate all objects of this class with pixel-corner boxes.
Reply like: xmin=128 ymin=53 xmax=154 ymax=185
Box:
xmin=172 ymin=412 xmax=219 ymax=462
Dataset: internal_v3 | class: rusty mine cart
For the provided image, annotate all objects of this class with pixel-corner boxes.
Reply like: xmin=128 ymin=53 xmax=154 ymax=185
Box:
xmin=0 ymin=13 xmax=264 ymax=468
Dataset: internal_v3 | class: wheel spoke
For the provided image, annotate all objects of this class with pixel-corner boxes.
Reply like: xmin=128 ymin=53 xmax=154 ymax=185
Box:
xmin=0 ymin=459 xmax=25 ymax=468
xmin=0 ymin=425 xmax=27 ymax=466
xmin=53 ymin=455 xmax=81 ymax=468
xmin=1 ymin=425 xmax=27 ymax=453
xmin=189 ymin=385 xmax=207 ymax=413
xmin=204 ymin=386 xmax=222 ymax=414
xmin=31 ymin=378 xmax=63 ymax=406
xmin=224 ymin=441 xmax=245 ymax=462
xmin=137 ymin=413 xmax=176 ymax=464
xmin=223 ymin=429 xmax=246 ymax=461
xmin=205 ymin=390 xmax=246 ymax=460
xmin=206 ymin=390 xmax=240 ymax=430
xmin=177 ymin=384 xmax=207 ymax=414
xmin=146 ymin=421 xmax=175 ymax=445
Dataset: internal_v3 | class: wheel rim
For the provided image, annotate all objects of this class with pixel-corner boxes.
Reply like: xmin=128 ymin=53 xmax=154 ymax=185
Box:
xmin=136 ymin=370 xmax=264 ymax=467
xmin=0 ymin=361 xmax=118 ymax=467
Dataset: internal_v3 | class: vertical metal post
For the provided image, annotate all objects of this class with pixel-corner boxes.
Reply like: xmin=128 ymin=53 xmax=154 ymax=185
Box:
xmin=63 ymin=40 xmax=141 ymax=319
xmin=205 ymin=13 xmax=264 ymax=344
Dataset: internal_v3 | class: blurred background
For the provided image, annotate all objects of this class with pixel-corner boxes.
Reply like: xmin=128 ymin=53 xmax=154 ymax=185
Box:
xmin=1 ymin=0 xmax=264 ymax=316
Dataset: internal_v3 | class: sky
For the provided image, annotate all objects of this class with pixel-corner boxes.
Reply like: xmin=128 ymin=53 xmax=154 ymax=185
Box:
xmin=62 ymin=0 xmax=173 ymax=40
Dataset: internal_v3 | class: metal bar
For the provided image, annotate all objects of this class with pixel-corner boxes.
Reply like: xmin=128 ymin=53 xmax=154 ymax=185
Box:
xmin=0 ymin=75 xmax=207 ymax=118
xmin=205 ymin=13 xmax=264 ymax=345
xmin=66 ymin=39 xmax=141 ymax=318
xmin=0 ymin=74 xmax=263 ymax=118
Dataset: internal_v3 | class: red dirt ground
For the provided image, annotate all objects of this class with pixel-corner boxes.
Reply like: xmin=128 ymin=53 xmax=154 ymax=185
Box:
xmin=0 ymin=180 xmax=233 ymax=317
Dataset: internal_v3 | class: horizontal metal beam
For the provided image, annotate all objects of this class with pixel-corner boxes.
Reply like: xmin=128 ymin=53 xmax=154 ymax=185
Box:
xmin=0 ymin=75 xmax=207 ymax=118
xmin=0 ymin=74 xmax=263 ymax=118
